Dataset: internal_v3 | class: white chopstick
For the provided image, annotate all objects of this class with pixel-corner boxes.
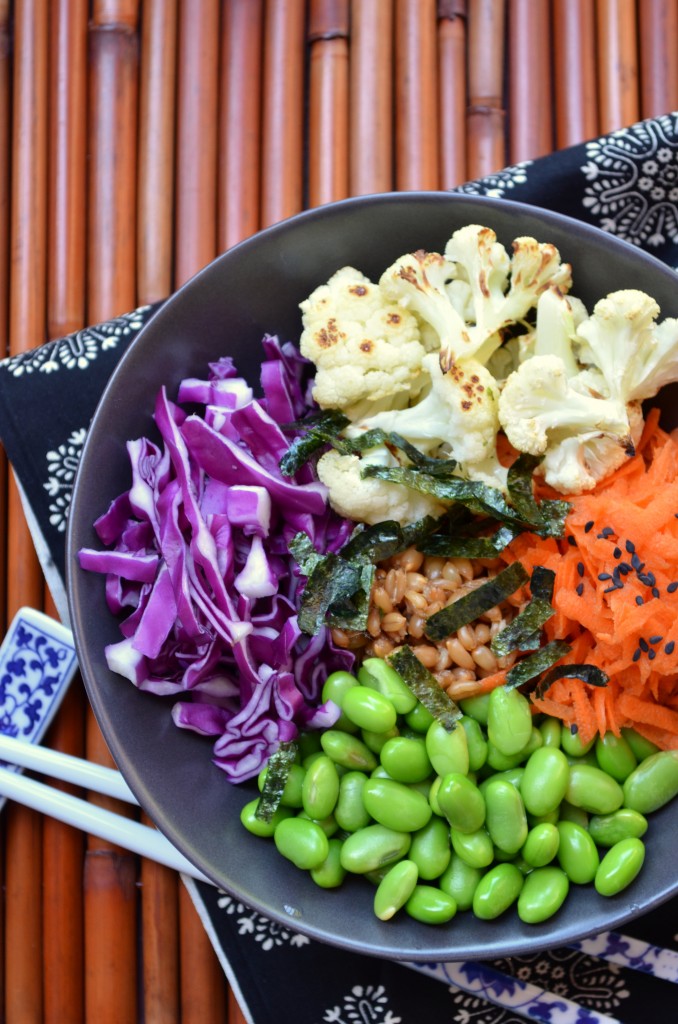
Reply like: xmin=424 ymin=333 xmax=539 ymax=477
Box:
xmin=0 ymin=735 xmax=212 ymax=885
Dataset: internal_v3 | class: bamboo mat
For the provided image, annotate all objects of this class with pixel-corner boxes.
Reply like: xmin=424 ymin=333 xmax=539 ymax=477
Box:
xmin=0 ymin=2 xmax=677 ymax=1022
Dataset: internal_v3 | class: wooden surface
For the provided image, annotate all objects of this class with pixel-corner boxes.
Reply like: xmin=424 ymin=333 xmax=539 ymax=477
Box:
xmin=0 ymin=2 xmax=677 ymax=1021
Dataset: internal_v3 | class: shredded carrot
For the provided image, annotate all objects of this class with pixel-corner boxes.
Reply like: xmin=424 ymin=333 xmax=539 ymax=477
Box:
xmin=499 ymin=415 xmax=678 ymax=749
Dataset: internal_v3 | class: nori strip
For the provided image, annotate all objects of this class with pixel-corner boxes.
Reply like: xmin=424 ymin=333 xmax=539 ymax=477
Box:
xmin=419 ymin=524 xmax=519 ymax=559
xmin=289 ymin=532 xmax=324 ymax=575
xmin=504 ymin=640 xmax=572 ymax=689
xmin=254 ymin=741 xmax=299 ymax=821
xmin=388 ymin=646 xmax=462 ymax=731
xmin=507 ymin=455 xmax=570 ymax=538
xmin=425 ymin=561 xmax=529 ymax=641
xmin=296 ymin=553 xmax=365 ymax=634
xmin=533 ymin=663 xmax=609 ymax=700
xmin=279 ymin=410 xmax=350 ymax=476
xmin=339 ymin=521 xmax=406 ymax=563
xmin=490 ymin=566 xmax=556 ymax=656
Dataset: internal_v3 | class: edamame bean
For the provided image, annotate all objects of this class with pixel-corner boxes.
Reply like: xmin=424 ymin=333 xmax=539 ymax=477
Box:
xmin=240 ymin=799 xmax=294 ymax=838
xmin=358 ymin=658 xmax=418 ymax=714
xmin=458 ymin=693 xmax=491 ymax=725
xmin=361 ymin=725 xmax=399 ymax=755
xmin=539 ymin=717 xmax=562 ymax=748
xmin=362 ymin=778 xmax=432 ymax=833
xmin=521 ymin=823 xmax=560 ymax=867
xmin=623 ymin=750 xmax=678 ymax=813
xmin=594 ymin=838 xmax=646 ymax=896
xmin=565 ymin=764 xmax=624 ymax=815
xmin=258 ymin=762 xmax=306 ymax=808
xmin=380 ymin=735 xmax=433 ymax=783
xmin=556 ymin=820 xmax=599 ymax=884
xmin=486 ymin=741 xmax=529 ymax=772
xmin=437 ymin=773 xmax=486 ymax=834
xmin=439 ymin=854 xmax=483 ymax=911
xmin=426 ymin=720 xmax=469 ymax=777
xmin=297 ymin=810 xmax=339 ymax=837
xmin=558 ymin=801 xmax=589 ymax=829
xmin=320 ymin=730 xmax=377 ymax=772
xmin=408 ymin=816 xmax=452 ymax=880
xmin=302 ymin=754 xmax=340 ymax=820
xmin=517 ymin=867 xmax=569 ymax=923
xmin=450 ymin=826 xmax=495 ymax=869
xmin=621 ymin=727 xmax=660 ymax=762
xmin=595 ymin=732 xmax=637 ymax=782
xmin=405 ymin=702 xmax=435 ymax=734
xmin=335 ymin=771 xmax=372 ymax=832
xmin=588 ymin=808 xmax=648 ymax=847
xmin=311 ymin=838 xmax=347 ymax=889
xmin=484 ymin=778 xmax=528 ymax=855
xmin=405 ymin=885 xmax=457 ymax=924
xmin=374 ymin=860 xmax=419 ymax=920
xmin=460 ymin=716 xmax=488 ymax=772
xmin=472 ymin=863 xmax=524 ymax=920
xmin=479 ymin=767 xmax=524 ymax=794
xmin=296 ymin=730 xmax=322 ymax=761
xmin=274 ymin=817 xmax=330 ymax=870
xmin=428 ymin=775 xmax=444 ymax=817
xmin=342 ymin=685 xmax=398 ymax=733
xmin=322 ymin=670 xmax=359 ymax=707
xmin=560 ymin=724 xmax=594 ymax=757
xmin=487 ymin=686 xmax=533 ymax=756
xmin=521 ymin=746 xmax=569 ymax=816
xmin=340 ymin=824 xmax=411 ymax=874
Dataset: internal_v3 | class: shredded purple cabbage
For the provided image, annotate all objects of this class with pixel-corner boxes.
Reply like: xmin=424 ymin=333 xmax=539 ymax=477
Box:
xmin=79 ymin=337 xmax=354 ymax=783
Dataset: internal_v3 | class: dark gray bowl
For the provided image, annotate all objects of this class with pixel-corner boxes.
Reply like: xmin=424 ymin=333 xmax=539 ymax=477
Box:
xmin=67 ymin=193 xmax=678 ymax=961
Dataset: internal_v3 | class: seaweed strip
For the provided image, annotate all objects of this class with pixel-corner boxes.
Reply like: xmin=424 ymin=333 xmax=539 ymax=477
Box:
xmin=279 ymin=410 xmax=350 ymax=476
xmin=296 ymin=554 xmax=365 ymax=634
xmin=425 ymin=561 xmax=529 ymax=641
xmin=533 ymin=663 xmax=609 ymax=700
xmin=254 ymin=741 xmax=299 ymax=821
xmin=420 ymin=524 xmax=519 ymax=559
xmin=490 ymin=566 xmax=556 ymax=656
xmin=504 ymin=640 xmax=572 ymax=689
xmin=388 ymin=646 xmax=462 ymax=731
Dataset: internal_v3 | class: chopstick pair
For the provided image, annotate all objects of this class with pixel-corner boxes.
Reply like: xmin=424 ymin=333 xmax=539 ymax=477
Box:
xmin=0 ymin=732 xmax=211 ymax=884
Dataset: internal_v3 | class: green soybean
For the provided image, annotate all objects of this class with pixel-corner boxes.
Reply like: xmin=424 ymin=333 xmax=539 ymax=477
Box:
xmin=258 ymin=762 xmax=306 ymax=808
xmin=425 ymin=720 xmax=469 ymax=777
xmin=450 ymin=826 xmax=495 ymax=869
xmin=362 ymin=778 xmax=432 ymax=833
xmin=623 ymin=750 xmax=678 ymax=813
xmin=405 ymin=702 xmax=435 ymax=734
xmin=517 ymin=866 xmax=569 ymax=923
xmin=302 ymin=754 xmax=340 ymax=820
xmin=560 ymin=724 xmax=595 ymax=757
xmin=408 ymin=816 xmax=452 ymax=880
xmin=297 ymin=810 xmax=339 ymax=837
xmin=359 ymin=658 xmax=418 ymax=714
xmin=373 ymin=860 xmax=419 ymax=920
xmin=405 ymin=885 xmax=457 ymax=924
xmin=595 ymin=732 xmax=638 ymax=782
xmin=484 ymin=778 xmax=528 ymax=855
xmin=240 ymin=799 xmax=294 ymax=838
xmin=539 ymin=717 xmax=562 ymax=748
xmin=460 ymin=716 xmax=488 ymax=772
xmin=437 ymin=773 xmax=486 ymax=834
xmin=342 ymin=685 xmax=398 ymax=733
xmin=335 ymin=771 xmax=372 ymax=832
xmin=621 ymin=727 xmax=660 ymax=762
xmin=320 ymin=730 xmax=377 ymax=772
xmin=274 ymin=817 xmax=330 ymax=870
xmin=556 ymin=820 xmax=599 ymax=884
xmin=486 ymin=740 xmax=530 ymax=772
xmin=565 ymin=763 xmax=624 ymax=815
xmin=589 ymin=808 xmax=648 ymax=847
xmin=380 ymin=735 xmax=432 ymax=783
xmin=558 ymin=800 xmax=589 ymax=829
xmin=361 ymin=726 xmax=399 ymax=755
xmin=439 ymin=854 xmax=483 ymax=911
xmin=428 ymin=775 xmax=444 ymax=817
xmin=521 ymin=746 xmax=570 ymax=817
xmin=594 ymin=838 xmax=646 ymax=896
xmin=521 ymin=822 xmax=560 ymax=867
xmin=322 ymin=670 xmax=359 ymax=707
xmin=487 ymin=686 xmax=533 ymax=756
xmin=472 ymin=863 xmax=524 ymax=920
xmin=340 ymin=824 xmax=411 ymax=874
xmin=458 ymin=693 xmax=491 ymax=725
xmin=479 ymin=767 xmax=524 ymax=794
xmin=311 ymin=838 xmax=347 ymax=889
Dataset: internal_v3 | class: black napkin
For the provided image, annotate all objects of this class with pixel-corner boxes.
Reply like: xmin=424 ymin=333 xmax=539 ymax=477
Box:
xmin=2 ymin=112 xmax=678 ymax=1024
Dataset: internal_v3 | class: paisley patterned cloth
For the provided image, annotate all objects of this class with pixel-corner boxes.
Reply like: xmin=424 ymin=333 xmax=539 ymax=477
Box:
xmin=2 ymin=112 xmax=678 ymax=1024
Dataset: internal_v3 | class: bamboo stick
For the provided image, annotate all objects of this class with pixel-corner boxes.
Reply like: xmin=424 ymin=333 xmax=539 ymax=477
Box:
xmin=175 ymin=0 xmax=220 ymax=287
xmin=86 ymin=6 xmax=141 ymax=1022
xmin=5 ymin=3 xmax=49 ymax=1019
xmin=349 ymin=0 xmax=394 ymax=195
xmin=507 ymin=0 xmax=552 ymax=162
xmin=218 ymin=0 xmax=264 ymax=250
xmin=179 ymin=885 xmax=229 ymax=1024
xmin=466 ymin=0 xmax=506 ymax=178
xmin=395 ymin=0 xmax=440 ymax=190
xmin=552 ymin=0 xmax=599 ymax=148
xmin=308 ymin=0 xmax=350 ymax=207
xmin=0 ymin=0 xmax=10 ymax=643
xmin=638 ymin=0 xmax=678 ymax=119
xmin=229 ymin=987 xmax=250 ymax=1024
xmin=140 ymin=829 xmax=180 ymax=1024
xmin=596 ymin=0 xmax=640 ymax=134
xmin=438 ymin=0 xmax=467 ymax=188
xmin=137 ymin=0 xmax=178 ymax=303
xmin=261 ymin=0 xmax=307 ymax=226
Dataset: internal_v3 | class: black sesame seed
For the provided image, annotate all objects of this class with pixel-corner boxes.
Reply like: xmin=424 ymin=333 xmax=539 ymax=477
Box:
xmin=646 ymin=571 xmax=656 ymax=586
xmin=631 ymin=553 xmax=642 ymax=570
xmin=604 ymin=583 xmax=623 ymax=593
xmin=576 ymin=582 xmax=584 ymax=596
xmin=613 ymin=547 xmax=622 ymax=559
xmin=567 ymin=535 xmax=577 ymax=547
xmin=653 ymin=587 xmax=661 ymax=598
xmin=668 ymin=582 xmax=678 ymax=594
xmin=626 ymin=539 xmax=636 ymax=553
xmin=584 ymin=521 xmax=594 ymax=533
xmin=570 ymin=724 xmax=578 ymax=734
xmin=632 ymin=648 xmax=642 ymax=662
xmin=636 ymin=596 xmax=644 ymax=606
xmin=666 ymin=641 xmax=675 ymax=655
xmin=577 ymin=562 xmax=585 ymax=577
xmin=648 ymin=649 xmax=657 ymax=661
xmin=639 ymin=638 xmax=649 ymax=652
xmin=638 ymin=573 xmax=654 ymax=587
xmin=619 ymin=563 xmax=631 ymax=576
xmin=649 ymin=635 xmax=663 ymax=644
xmin=598 ymin=572 xmax=612 ymax=581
